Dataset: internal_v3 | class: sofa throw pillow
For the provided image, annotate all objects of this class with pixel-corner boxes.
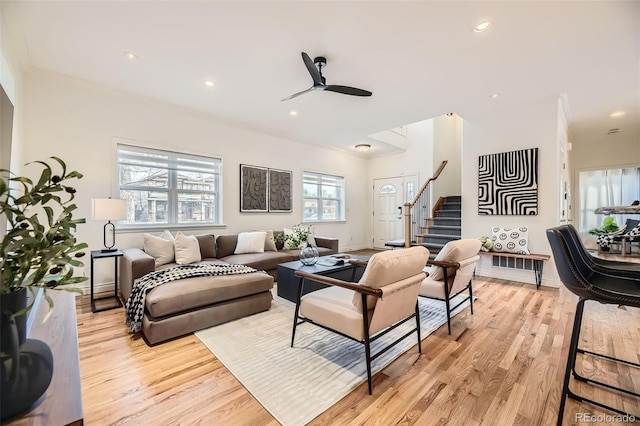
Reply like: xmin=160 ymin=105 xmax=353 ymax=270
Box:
xmin=143 ymin=230 xmax=175 ymax=266
xmin=491 ymin=227 xmax=530 ymax=254
xmin=264 ymin=230 xmax=277 ymax=251
xmin=235 ymin=231 xmax=267 ymax=254
xmin=252 ymin=230 xmax=278 ymax=251
xmin=174 ymin=231 xmax=202 ymax=265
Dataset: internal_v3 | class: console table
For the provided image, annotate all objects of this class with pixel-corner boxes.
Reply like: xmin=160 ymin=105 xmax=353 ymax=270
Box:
xmin=5 ymin=290 xmax=83 ymax=425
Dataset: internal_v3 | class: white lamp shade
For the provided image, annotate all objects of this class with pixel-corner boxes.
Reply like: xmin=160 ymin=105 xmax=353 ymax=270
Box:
xmin=92 ymin=198 xmax=127 ymax=221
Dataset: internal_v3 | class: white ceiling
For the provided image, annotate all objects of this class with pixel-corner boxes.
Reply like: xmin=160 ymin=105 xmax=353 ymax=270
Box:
xmin=2 ymin=1 xmax=639 ymax=155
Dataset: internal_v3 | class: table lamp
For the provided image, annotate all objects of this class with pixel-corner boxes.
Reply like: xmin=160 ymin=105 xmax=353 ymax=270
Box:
xmin=92 ymin=198 xmax=127 ymax=252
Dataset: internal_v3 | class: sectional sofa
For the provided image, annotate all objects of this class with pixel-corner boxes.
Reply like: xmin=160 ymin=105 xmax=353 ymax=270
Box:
xmin=119 ymin=231 xmax=339 ymax=344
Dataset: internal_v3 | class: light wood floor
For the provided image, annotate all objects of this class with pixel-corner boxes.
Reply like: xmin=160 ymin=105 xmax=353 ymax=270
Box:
xmin=76 ymin=254 xmax=640 ymax=425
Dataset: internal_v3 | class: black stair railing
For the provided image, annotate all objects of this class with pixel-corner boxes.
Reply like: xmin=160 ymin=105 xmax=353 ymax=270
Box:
xmin=403 ymin=160 xmax=448 ymax=248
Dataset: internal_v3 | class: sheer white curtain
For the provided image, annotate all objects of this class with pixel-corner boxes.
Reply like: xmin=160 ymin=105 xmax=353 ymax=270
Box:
xmin=578 ymin=167 xmax=640 ymax=232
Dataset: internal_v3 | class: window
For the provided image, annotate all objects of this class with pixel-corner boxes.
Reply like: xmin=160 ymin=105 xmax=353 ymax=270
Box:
xmin=117 ymin=144 xmax=222 ymax=227
xmin=302 ymin=171 xmax=345 ymax=222
xmin=578 ymin=166 xmax=640 ymax=232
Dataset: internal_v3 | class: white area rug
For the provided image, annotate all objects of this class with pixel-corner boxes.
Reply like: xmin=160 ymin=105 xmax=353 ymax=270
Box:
xmin=195 ymin=292 xmax=470 ymax=426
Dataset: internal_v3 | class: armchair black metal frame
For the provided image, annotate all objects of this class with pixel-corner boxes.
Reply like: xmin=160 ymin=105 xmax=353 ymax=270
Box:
xmin=547 ymin=227 xmax=640 ymax=425
xmin=291 ymin=260 xmax=422 ymax=395
xmin=419 ymin=259 xmax=473 ymax=335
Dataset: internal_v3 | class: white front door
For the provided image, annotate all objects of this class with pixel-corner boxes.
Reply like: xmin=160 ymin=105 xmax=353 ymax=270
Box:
xmin=373 ymin=177 xmax=404 ymax=249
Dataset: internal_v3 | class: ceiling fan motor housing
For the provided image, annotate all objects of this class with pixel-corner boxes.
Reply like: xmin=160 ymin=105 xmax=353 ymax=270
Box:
xmin=313 ymin=56 xmax=327 ymax=67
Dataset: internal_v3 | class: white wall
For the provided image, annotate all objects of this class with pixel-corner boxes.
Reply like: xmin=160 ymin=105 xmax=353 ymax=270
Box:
xmin=368 ymin=119 xmax=434 ymax=183
xmin=20 ymin=69 xmax=370 ymax=290
xmin=432 ymin=114 xmax=462 ymax=199
xmin=462 ymin=95 xmax=564 ymax=287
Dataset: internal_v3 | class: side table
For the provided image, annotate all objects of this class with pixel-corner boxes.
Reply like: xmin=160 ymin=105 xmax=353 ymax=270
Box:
xmin=90 ymin=249 xmax=124 ymax=313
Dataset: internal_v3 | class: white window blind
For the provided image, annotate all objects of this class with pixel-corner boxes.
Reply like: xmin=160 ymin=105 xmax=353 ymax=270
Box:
xmin=117 ymin=144 xmax=222 ymax=227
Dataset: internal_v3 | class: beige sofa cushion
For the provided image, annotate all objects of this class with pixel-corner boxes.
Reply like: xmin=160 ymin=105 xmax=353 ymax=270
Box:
xmin=145 ymin=270 xmax=274 ymax=318
xmin=220 ymin=251 xmax=298 ymax=271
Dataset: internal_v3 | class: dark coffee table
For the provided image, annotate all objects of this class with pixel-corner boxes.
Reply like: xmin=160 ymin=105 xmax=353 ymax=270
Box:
xmin=276 ymin=254 xmax=369 ymax=302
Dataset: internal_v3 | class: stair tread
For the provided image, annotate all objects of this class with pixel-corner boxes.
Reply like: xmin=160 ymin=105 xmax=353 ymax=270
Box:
xmin=427 ymin=225 xmax=461 ymax=230
xmin=418 ymin=233 xmax=462 ymax=239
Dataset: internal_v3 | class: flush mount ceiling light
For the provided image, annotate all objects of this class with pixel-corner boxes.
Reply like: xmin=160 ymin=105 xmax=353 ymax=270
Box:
xmin=203 ymin=80 xmax=215 ymax=87
xmin=124 ymin=51 xmax=138 ymax=60
xmin=610 ymin=111 xmax=626 ymax=118
xmin=474 ymin=21 xmax=492 ymax=32
xmin=355 ymin=144 xmax=371 ymax=152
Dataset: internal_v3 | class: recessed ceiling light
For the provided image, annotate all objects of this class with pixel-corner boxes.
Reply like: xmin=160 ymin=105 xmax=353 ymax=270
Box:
xmin=124 ymin=51 xmax=138 ymax=60
xmin=289 ymin=110 xmax=298 ymax=117
xmin=610 ymin=111 xmax=626 ymax=118
xmin=489 ymin=92 xmax=501 ymax=99
xmin=204 ymin=80 xmax=215 ymax=87
xmin=474 ymin=21 xmax=492 ymax=32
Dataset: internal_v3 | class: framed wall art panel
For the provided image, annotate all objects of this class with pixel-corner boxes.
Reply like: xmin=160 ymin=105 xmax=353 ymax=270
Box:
xmin=240 ymin=164 xmax=268 ymax=212
xmin=268 ymin=168 xmax=292 ymax=212
xmin=478 ymin=147 xmax=538 ymax=215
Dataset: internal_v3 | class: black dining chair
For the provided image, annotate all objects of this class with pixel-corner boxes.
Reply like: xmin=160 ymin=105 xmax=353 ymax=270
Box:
xmin=557 ymin=224 xmax=640 ymax=279
xmin=546 ymin=227 xmax=640 ymax=425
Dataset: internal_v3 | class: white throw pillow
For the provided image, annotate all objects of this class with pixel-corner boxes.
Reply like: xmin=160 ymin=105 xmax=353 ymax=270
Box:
xmin=491 ymin=227 xmax=530 ymax=254
xmin=174 ymin=231 xmax=202 ymax=265
xmin=143 ymin=230 xmax=175 ymax=266
xmin=235 ymin=231 xmax=267 ymax=254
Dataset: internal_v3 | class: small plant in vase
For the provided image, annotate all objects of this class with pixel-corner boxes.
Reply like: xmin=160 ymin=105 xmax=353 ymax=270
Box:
xmin=281 ymin=224 xmax=318 ymax=265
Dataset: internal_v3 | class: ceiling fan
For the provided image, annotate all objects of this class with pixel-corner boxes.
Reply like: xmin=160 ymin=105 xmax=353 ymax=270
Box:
xmin=282 ymin=52 xmax=373 ymax=101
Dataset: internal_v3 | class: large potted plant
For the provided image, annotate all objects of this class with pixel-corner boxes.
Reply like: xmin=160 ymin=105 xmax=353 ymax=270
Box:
xmin=0 ymin=157 xmax=87 ymax=420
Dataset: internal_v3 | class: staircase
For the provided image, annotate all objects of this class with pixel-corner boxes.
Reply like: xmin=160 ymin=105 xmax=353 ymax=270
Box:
xmin=416 ymin=196 xmax=461 ymax=257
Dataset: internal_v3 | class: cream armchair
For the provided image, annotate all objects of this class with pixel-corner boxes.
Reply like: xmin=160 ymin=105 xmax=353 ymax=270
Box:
xmin=291 ymin=246 xmax=429 ymax=394
xmin=419 ymin=239 xmax=481 ymax=334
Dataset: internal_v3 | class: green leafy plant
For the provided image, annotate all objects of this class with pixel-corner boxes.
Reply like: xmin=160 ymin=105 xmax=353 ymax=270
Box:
xmin=1 ymin=157 xmax=88 ymax=319
xmin=588 ymin=216 xmax=619 ymax=235
xmin=282 ymin=224 xmax=313 ymax=250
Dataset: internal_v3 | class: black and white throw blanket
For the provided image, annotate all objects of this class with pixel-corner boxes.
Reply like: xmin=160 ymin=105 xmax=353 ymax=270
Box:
xmin=126 ymin=263 xmax=259 ymax=333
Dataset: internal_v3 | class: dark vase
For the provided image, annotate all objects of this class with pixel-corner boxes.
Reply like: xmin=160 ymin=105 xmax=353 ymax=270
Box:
xmin=299 ymin=243 xmax=319 ymax=266
xmin=0 ymin=287 xmax=28 ymax=352
xmin=0 ymin=287 xmax=54 ymax=420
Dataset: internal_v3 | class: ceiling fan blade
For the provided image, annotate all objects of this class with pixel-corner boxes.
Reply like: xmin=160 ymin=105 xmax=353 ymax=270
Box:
xmin=324 ymin=85 xmax=372 ymax=97
xmin=301 ymin=52 xmax=323 ymax=86
xmin=281 ymin=86 xmax=315 ymax=101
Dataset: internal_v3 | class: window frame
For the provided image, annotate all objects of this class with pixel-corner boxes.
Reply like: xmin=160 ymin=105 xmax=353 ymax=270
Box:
xmin=116 ymin=143 xmax=223 ymax=230
xmin=302 ymin=170 xmax=346 ymax=223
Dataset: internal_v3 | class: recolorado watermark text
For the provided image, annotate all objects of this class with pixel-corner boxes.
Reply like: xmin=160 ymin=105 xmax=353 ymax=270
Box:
xmin=575 ymin=413 xmax=636 ymax=423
